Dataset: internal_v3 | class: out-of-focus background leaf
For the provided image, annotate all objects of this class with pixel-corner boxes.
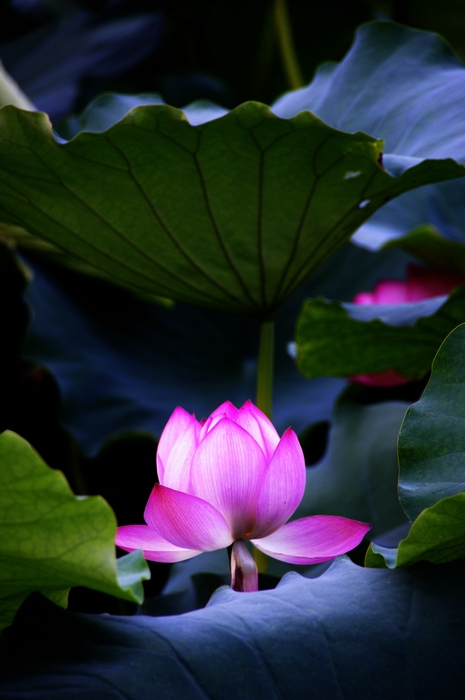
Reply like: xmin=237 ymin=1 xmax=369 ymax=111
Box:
xmin=295 ymin=286 xmax=465 ymax=381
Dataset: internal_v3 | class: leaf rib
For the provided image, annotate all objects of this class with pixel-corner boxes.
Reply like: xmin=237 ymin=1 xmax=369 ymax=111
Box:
xmin=107 ymin=136 xmax=256 ymax=309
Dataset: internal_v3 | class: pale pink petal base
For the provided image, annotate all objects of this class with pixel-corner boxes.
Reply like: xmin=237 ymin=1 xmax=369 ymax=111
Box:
xmin=251 ymin=515 xmax=371 ymax=564
xmin=144 ymin=485 xmax=232 ymax=551
xmin=116 ymin=524 xmax=202 ymax=563
xmin=230 ymin=539 xmax=258 ymax=593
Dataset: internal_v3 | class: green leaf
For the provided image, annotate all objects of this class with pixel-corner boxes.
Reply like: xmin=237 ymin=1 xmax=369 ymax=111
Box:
xmin=398 ymin=323 xmax=465 ymax=521
xmin=294 ymin=399 xmax=408 ymax=538
xmin=396 ymin=493 xmax=465 ymax=566
xmin=383 ymin=224 xmax=465 ymax=277
xmin=366 ymin=493 xmax=465 ymax=569
xmin=3 ymin=557 xmax=465 ymax=699
xmin=0 ymin=103 xmax=463 ymax=316
xmin=365 ymin=324 xmax=465 ymax=569
xmin=0 ymin=430 xmax=149 ymax=630
xmin=295 ymin=287 xmax=465 ymax=380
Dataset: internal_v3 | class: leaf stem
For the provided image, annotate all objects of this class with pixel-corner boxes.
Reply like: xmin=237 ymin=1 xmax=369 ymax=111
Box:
xmin=254 ymin=320 xmax=275 ymax=574
xmin=256 ymin=320 xmax=274 ymax=421
xmin=273 ymin=0 xmax=304 ymax=90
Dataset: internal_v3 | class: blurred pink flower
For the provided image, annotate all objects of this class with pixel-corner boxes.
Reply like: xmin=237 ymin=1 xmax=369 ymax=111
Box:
xmin=116 ymin=400 xmax=370 ymax=591
xmin=351 ymin=264 xmax=463 ymax=387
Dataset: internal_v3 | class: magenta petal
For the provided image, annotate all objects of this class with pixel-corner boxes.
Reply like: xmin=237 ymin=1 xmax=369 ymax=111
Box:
xmin=251 ymin=515 xmax=371 ymax=565
xmin=373 ymin=280 xmax=409 ymax=304
xmin=156 ymin=407 xmax=199 ymax=484
xmin=116 ymin=524 xmax=202 ymax=563
xmin=161 ymin=426 xmax=200 ymax=492
xmin=144 ymin=484 xmax=232 ymax=551
xmin=251 ymin=428 xmax=306 ymax=538
xmin=190 ymin=418 xmax=267 ymax=540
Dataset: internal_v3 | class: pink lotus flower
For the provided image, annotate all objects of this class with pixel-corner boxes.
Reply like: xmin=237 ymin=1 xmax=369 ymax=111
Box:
xmin=351 ymin=264 xmax=463 ymax=387
xmin=116 ymin=400 xmax=371 ymax=592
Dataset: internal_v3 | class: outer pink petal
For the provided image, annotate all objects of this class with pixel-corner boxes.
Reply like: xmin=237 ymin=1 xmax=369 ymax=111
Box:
xmin=235 ymin=400 xmax=280 ymax=460
xmin=406 ymin=264 xmax=463 ymax=300
xmin=144 ymin=484 xmax=232 ymax=551
xmin=161 ymin=427 xmax=199 ymax=492
xmin=350 ymin=370 xmax=409 ymax=387
xmin=157 ymin=407 xmax=199 ymax=484
xmin=372 ymin=280 xmax=410 ymax=304
xmin=190 ymin=418 xmax=267 ymax=540
xmin=251 ymin=515 xmax=371 ymax=564
xmin=352 ymin=291 xmax=375 ymax=305
xmin=251 ymin=428 xmax=306 ymax=539
xmin=116 ymin=524 xmax=202 ymax=563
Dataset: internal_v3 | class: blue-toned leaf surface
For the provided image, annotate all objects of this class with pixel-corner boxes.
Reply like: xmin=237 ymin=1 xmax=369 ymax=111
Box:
xmin=272 ymin=21 xmax=465 ymax=250
xmin=1 ymin=557 xmax=464 ymax=699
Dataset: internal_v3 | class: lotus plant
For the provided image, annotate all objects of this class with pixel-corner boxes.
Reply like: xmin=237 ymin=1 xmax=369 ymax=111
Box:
xmin=351 ymin=264 xmax=464 ymax=387
xmin=116 ymin=400 xmax=370 ymax=592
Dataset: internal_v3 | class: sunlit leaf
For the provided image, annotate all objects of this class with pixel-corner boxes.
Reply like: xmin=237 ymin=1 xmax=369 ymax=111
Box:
xmin=0 ymin=430 xmax=149 ymax=630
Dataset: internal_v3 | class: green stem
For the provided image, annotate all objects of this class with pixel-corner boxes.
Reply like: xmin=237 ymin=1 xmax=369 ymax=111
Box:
xmin=273 ymin=0 xmax=304 ymax=91
xmin=254 ymin=320 xmax=275 ymax=574
xmin=256 ymin=320 xmax=274 ymax=421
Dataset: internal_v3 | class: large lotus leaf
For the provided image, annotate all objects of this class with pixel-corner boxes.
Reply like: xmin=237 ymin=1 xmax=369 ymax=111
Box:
xmin=22 ymin=242 xmax=415 ymax=455
xmin=1 ymin=557 xmax=465 ymax=699
xmin=273 ymin=21 xmax=465 ymax=250
xmin=295 ymin=286 xmax=465 ymax=381
xmin=0 ymin=102 xmax=463 ymax=317
xmin=294 ymin=399 xmax=408 ymax=538
xmin=0 ymin=430 xmax=149 ymax=630
xmin=398 ymin=323 xmax=465 ymax=521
